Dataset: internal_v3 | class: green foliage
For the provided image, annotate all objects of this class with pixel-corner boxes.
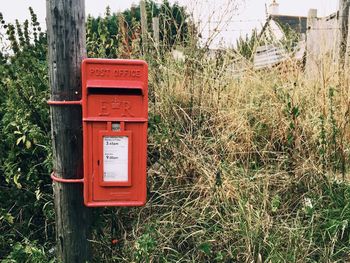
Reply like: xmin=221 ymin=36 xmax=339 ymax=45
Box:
xmin=198 ymin=242 xmax=212 ymax=256
xmin=0 ymin=3 xmax=194 ymax=261
xmin=134 ymin=232 xmax=157 ymax=262
xmin=0 ymin=9 xmax=54 ymax=261
xmin=86 ymin=11 xmax=119 ymax=58
xmin=236 ymin=29 xmax=258 ymax=60
xmin=2 ymin=240 xmax=55 ymax=263
xmin=86 ymin=0 xmax=192 ymax=58
xmin=279 ymin=22 xmax=301 ymax=52
xmin=317 ymin=87 xmax=346 ymax=174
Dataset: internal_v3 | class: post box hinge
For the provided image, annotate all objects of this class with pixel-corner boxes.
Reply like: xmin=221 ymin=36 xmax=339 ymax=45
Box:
xmin=47 ymin=100 xmax=82 ymax=106
xmin=50 ymin=172 xmax=84 ymax=184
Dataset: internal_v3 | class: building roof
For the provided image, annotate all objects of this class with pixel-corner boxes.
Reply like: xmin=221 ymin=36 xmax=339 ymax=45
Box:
xmin=270 ymin=15 xmax=308 ymax=34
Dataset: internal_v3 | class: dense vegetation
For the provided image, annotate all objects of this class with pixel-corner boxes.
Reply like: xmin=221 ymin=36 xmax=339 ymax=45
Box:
xmin=236 ymin=29 xmax=258 ymax=60
xmin=86 ymin=0 xmax=191 ymax=58
xmin=0 ymin=9 xmax=54 ymax=262
xmin=1 ymin=2 xmax=350 ymax=263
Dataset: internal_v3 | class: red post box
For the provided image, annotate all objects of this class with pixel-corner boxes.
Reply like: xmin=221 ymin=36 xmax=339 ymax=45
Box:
xmin=82 ymin=58 xmax=148 ymax=207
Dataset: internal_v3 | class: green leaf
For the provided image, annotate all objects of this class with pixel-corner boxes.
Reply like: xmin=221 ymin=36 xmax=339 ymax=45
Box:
xmin=13 ymin=174 xmax=22 ymax=189
xmin=16 ymin=135 xmax=25 ymax=145
xmin=215 ymin=251 xmax=225 ymax=261
xmin=35 ymin=189 xmax=42 ymax=201
xmin=292 ymin=106 xmax=300 ymax=117
xmin=271 ymin=195 xmax=281 ymax=212
xmin=25 ymin=140 xmax=32 ymax=149
xmin=0 ymin=210 xmax=14 ymax=224
xmin=16 ymin=136 xmax=23 ymax=145
xmin=199 ymin=242 xmax=212 ymax=256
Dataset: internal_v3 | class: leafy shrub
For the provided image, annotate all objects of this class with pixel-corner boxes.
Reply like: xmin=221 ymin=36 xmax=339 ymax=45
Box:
xmin=0 ymin=9 xmax=54 ymax=260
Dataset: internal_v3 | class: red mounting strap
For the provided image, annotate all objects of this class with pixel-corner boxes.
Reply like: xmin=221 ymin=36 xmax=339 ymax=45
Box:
xmin=47 ymin=100 xmax=82 ymax=106
xmin=51 ymin=172 xmax=84 ymax=184
xmin=48 ymin=99 xmax=83 ymax=184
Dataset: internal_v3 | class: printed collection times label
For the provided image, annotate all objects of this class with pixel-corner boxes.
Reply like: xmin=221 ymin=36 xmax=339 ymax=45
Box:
xmin=103 ymin=136 xmax=128 ymax=182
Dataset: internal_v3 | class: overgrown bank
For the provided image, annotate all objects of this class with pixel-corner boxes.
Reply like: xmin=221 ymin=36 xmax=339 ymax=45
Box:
xmin=1 ymin=5 xmax=350 ymax=262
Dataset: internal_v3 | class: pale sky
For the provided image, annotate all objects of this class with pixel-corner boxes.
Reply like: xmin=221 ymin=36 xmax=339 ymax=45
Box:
xmin=0 ymin=0 xmax=338 ymax=48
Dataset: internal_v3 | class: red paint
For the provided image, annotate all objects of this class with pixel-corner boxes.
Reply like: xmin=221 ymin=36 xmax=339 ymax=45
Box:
xmin=82 ymin=58 xmax=148 ymax=207
xmin=47 ymin=100 xmax=82 ymax=105
xmin=111 ymin=239 xmax=119 ymax=245
xmin=51 ymin=172 xmax=84 ymax=184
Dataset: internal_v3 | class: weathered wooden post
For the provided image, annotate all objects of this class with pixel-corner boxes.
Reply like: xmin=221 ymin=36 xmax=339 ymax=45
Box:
xmin=140 ymin=0 xmax=148 ymax=54
xmin=46 ymin=0 xmax=91 ymax=261
xmin=152 ymin=17 xmax=160 ymax=50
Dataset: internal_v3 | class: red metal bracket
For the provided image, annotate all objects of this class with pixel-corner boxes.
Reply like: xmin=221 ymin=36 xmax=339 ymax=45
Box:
xmin=48 ymin=99 xmax=83 ymax=184
xmin=47 ymin=100 xmax=82 ymax=106
xmin=51 ymin=172 xmax=84 ymax=184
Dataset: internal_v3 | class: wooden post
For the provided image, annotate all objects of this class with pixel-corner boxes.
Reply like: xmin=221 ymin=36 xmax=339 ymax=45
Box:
xmin=338 ymin=0 xmax=350 ymax=71
xmin=46 ymin=0 xmax=91 ymax=262
xmin=152 ymin=17 xmax=160 ymax=49
xmin=140 ymin=0 xmax=148 ymax=54
xmin=305 ymin=9 xmax=317 ymax=75
xmin=118 ymin=14 xmax=129 ymax=58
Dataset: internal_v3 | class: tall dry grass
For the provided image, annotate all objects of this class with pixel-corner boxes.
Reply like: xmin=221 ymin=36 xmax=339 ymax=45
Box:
xmin=94 ymin=48 xmax=350 ymax=262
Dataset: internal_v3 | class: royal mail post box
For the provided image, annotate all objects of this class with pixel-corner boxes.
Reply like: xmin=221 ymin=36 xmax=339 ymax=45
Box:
xmin=82 ymin=58 xmax=148 ymax=207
